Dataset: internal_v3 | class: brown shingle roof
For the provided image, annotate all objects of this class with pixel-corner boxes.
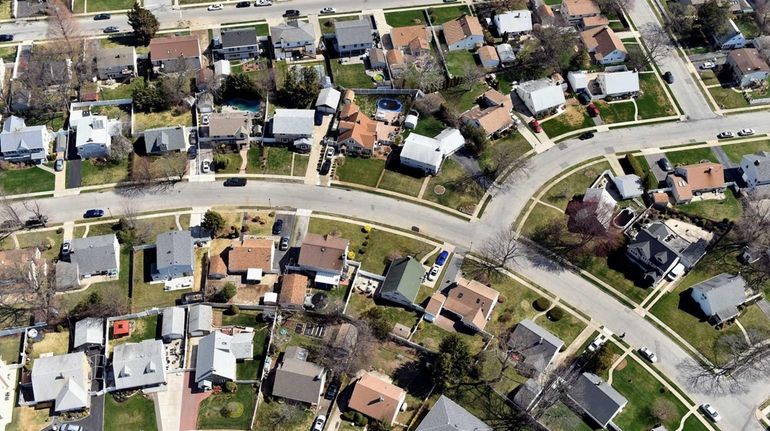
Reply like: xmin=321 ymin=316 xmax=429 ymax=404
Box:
xmin=337 ymin=108 xmax=378 ymax=150
xmin=209 ymin=254 xmax=227 ymax=276
xmin=728 ymin=48 xmax=770 ymax=74
xmin=477 ymin=45 xmax=499 ymax=63
xmin=442 ymin=277 xmax=499 ymax=331
xmin=482 ymin=89 xmax=513 ymax=110
xmin=348 ymin=373 xmax=406 ymax=424
xmin=386 ymin=49 xmax=405 ymax=65
xmin=208 ymin=112 xmax=251 ymax=137
xmin=298 ymin=233 xmax=349 ymax=272
xmin=279 ymin=274 xmax=308 ymax=306
xmin=680 ymin=162 xmax=725 ymax=191
xmin=390 ymin=25 xmax=431 ymax=49
xmin=580 ymin=26 xmax=626 ymax=61
xmin=462 ymin=106 xmax=513 ymax=136
xmin=581 ymin=15 xmax=609 ymax=28
xmin=149 ymin=35 xmax=200 ymax=61
xmin=563 ymin=0 xmax=601 ymax=16
xmin=227 ymin=238 xmax=274 ymax=273
xmin=442 ymin=15 xmax=483 ymax=46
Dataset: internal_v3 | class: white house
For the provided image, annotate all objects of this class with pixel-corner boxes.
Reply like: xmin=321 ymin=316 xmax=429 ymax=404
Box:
xmin=399 ymin=128 xmax=465 ymax=175
xmin=493 ymin=10 xmax=533 ymax=35
xmin=690 ymin=273 xmax=749 ymax=324
xmin=271 ymin=21 xmax=317 ymax=60
xmin=315 ymin=87 xmax=341 ymax=115
xmin=713 ymin=19 xmax=746 ymax=50
xmin=271 ymin=109 xmax=315 ymax=144
xmin=597 ymin=70 xmax=640 ymax=98
xmin=516 ymin=79 xmax=566 ymax=116
xmin=74 ymin=115 xmax=111 ymax=159
xmin=580 ymin=26 xmax=627 ymax=65
xmin=443 ymin=15 xmax=484 ymax=51
xmin=567 ymin=70 xmax=589 ymax=92
xmin=0 ymin=116 xmax=52 ymax=164
xmin=741 ymin=152 xmax=770 ymax=188
xmin=151 ymin=230 xmax=194 ymax=282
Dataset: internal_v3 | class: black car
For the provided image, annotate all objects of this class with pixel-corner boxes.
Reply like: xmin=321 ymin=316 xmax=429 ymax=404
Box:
xmin=224 ymin=177 xmax=247 ymax=187
xmin=84 ymin=209 xmax=105 ymax=218
xmin=578 ymin=132 xmax=594 ymax=140
xmin=283 ymin=9 xmax=300 ymax=17
xmin=272 ymin=219 xmax=284 ymax=235
xmin=324 ymin=382 xmax=339 ymax=400
xmin=103 ymin=26 xmax=120 ymax=34
xmin=25 ymin=216 xmax=48 ymax=228
xmin=319 ymin=159 xmax=331 ymax=175
xmin=658 ymin=157 xmax=674 ymax=172
xmin=187 ymin=146 xmax=198 ymax=159
xmin=236 ymin=1 xmax=250 ymax=7
xmin=0 ymin=34 xmax=13 ymax=42
xmin=663 ymin=71 xmax=674 ymax=84
xmin=93 ymin=13 xmax=111 ymax=20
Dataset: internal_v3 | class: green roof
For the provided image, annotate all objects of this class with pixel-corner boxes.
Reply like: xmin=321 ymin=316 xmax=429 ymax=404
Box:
xmin=380 ymin=256 xmax=423 ymax=302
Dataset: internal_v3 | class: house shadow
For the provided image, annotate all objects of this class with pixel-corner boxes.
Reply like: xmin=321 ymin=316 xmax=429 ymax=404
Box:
xmin=676 ymin=288 xmax=710 ymax=322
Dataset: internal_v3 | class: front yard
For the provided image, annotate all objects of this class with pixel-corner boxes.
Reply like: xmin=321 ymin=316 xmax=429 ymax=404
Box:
xmin=330 ymin=62 xmax=373 ymax=89
xmin=636 ymin=73 xmax=677 ymax=119
xmin=334 ymin=156 xmax=385 ymax=187
xmin=246 ymin=146 xmax=299 ymax=176
xmin=378 ymin=169 xmax=424 ymax=197
xmin=384 ymin=9 xmax=426 ymax=27
xmin=426 ymin=5 xmax=472 ymax=24
xmin=104 ymin=393 xmax=158 ymax=431
xmin=541 ymin=161 xmax=611 ymax=210
xmin=596 ymin=100 xmax=636 ymax=123
xmin=77 ymin=159 xmax=129 ymax=187
xmin=197 ymin=384 xmax=256 ymax=430
xmin=0 ymin=166 xmax=54 ymax=194
xmin=723 ymin=140 xmax=770 ymax=163
xmin=665 ymin=147 xmax=717 ymax=165
xmin=252 ymin=397 xmax=313 ymax=431
xmin=708 ymin=86 xmax=749 ymax=109
xmin=424 ymin=158 xmax=485 ymax=214
xmin=540 ymin=103 xmax=594 ymax=138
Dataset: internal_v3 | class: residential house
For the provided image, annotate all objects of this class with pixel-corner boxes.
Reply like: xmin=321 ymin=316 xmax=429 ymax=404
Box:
xmin=74 ymin=115 xmax=111 ymax=159
xmin=208 ymin=254 xmax=227 ymax=279
xmin=271 ymin=21 xmax=317 ymax=60
xmin=161 ymin=307 xmax=186 ymax=342
xmin=0 ymin=116 xmax=52 ymax=164
xmin=216 ymin=28 xmax=259 ymax=60
xmin=334 ymin=19 xmax=374 ymax=57
xmin=272 ymin=346 xmax=326 ymax=405
xmin=712 ymin=19 xmax=746 ymax=50
xmin=597 ymin=70 xmax=640 ymax=98
xmin=567 ymin=187 xmax=617 ymax=233
xmin=31 ymin=352 xmax=91 ymax=412
xmin=369 ymin=47 xmax=388 ymax=69
xmin=377 ymin=256 xmax=424 ymax=309
xmin=390 ymin=25 xmax=432 ymax=55
xmin=386 ymin=49 xmax=407 ymax=75
xmin=416 ymin=395 xmax=491 ymax=431
xmin=271 ymin=109 xmax=315 ymax=147
xmin=112 ymin=339 xmax=167 ymax=391
xmin=612 ymin=174 xmax=644 ymax=199
xmin=477 ymin=45 xmax=500 ymax=69
xmin=73 ymin=317 xmax=104 ymax=351
xmin=297 ymin=233 xmax=349 ymax=287
xmin=316 ymin=87 xmax=341 ymax=115
xmin=516 ymin=78 xmax=567 ymax=116
xmin=205 ymin=112 xmax=252 ymax=148
xmin=581 ymin=15 xmax=610 ymax=29
xmin=507 ymin=319 xmax=564 ymax=377
xmin=580 ymin=26 xmax=627 ymax=65
xmin=399 ymin=128 xmax=465 ymax=175
xmin=143 ymin=126 xmax=189 ymax=155
xmin=666 ymin=162 xmax=725 ymax=204
xmin=151 ymin=230 xmax=194 ymax=282
xmin=626 ymin=221 xmax=708 ymax=286
xmin=726 ymin=48 xmax=770 ymax=88
xmin=513 ymin=378 xmax=543 ymax=411
xmin=227 ymin=238 xmax=275 ymax=276
xmin=336 ymin=102 xmax=394 ymax=156
xmin=439 ymin=277 xmax=500 ymax=332
xmin=68 ymin=234 xmax=120 ymax=279
xmin=188 ymin=304 xmax=213 ymax=337
xmin=568 ymin=372 xmax=627 ymax=428
xmin=741 ymin=151 xmax=770 ymax=188
xmin=214 ymin=59 xmax=231 ymax=77
xmin=496 ymin=43 xmax=517 ymax=64
xmin=568 ymin=70 xmax=589 ymax=92
xmin=561 ymin=0 xmax=601 ymax=24
xmin=691 ymin=273 xmax=751 ymax=325
xmin=461 ymin=106 xmax=514 ymax=138
xmin=494 ymin=10 xmax=533 ymax=36
xmin=443 ymin=15 xmax=484 ymax=51
xmin=279 ymin=273 xmax=308 ymax=309
xmin=149 ymin=35 xmax=202 ymax=73
xmin=535 ymin=3 xmax=556 ymax=26
xmin=348 ymin=372 xmax=407 ymax=425
xmin=96 ymin=47 xmax=136 ymax=81
xmin=195 ymin=330 xmax=254 ymax=389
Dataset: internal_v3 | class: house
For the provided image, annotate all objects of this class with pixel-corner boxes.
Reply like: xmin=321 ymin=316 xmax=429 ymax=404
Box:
xmin=208 ymin=255 xmax=227 ymax=279
xmin=386 ymin=49 xmax=406 ymax=74
xmin=390 ymin=25 xmax=432 ymax=54
xmin=69 ymin=234 xmax=120 ymax=279
xmin=316 ymin=87 xmax=341 ymax=115
xmin=507 ymin=319 xmax=564 ymax=377
xmin=227 ymin=238 xmax=275 ymax=275
xmin=73 ymin=317 xmax=104 ymax=350
xmin=568 ymin=70 xmax=590 ymax=92
xmin=513 ymin=378 xmax=543 ymax=410
xmin=494 ymin=10 xmax=533 ymax=35
xmin=271 ymin=109 xmax=315 ymax=145
xmin=161 ymin=307 xmax=186 ymax=342
xmin=96 ymin=47 xmax=136 ymax=81
xmin=496 ymin=43 xmax=517 ymax=64
xmin=477 ymin=45 xmax=500 ymax=69
xmin=31 ymin=352 xmax=91 ymax=412
xmin=377 ymin=256 xmax=424 ymax=309
xmin=416 ymin=395 xmax=491 ymax=431
xmin=334 ymin=19 xmax=374 ymax=57
xmin=581 ymin=15 xmax=610 ymax=29
xmin=567 ymin=187 xmax=617 ymax=232
xmin=597 ymin=70 xmax=639 ymax=98
xmin=461 ymin=106 xmax=514 ymax=138
xmin=626 ymin=221 xmax=708 ymax=286
xmin=195 ymin=330 xmax=254 ymax=389
xmin=74 ymin=115 xmax=111 ymax=159
xmin=741 ymin=151 xmax=770 ymax=188
xmin=149 ymin=35 xmax=202 ymax=73
xmin=561 ymin=0 xmax=601 ymax=24
xmin=580 ymin=26 xmax=627 ymax=65
xmin=336 ymin=103 xmax=395 ymax=156
xmin=272 ymin=346 xmax=326 ymax=405
xmin=143 ymin=126 xmax=189 ymax=154
xmin=216 ymin=28 xmax=259 ymax=60
xmin=727 ymin=48 xmax=770 ymax=88
xmin=213 ymin=59 xmax=231 ymax=78
xmin=666 ymin=162 xmax=725 ymax=204
xmin=691 ymin=273 xmax=750 ymax=324
xmin=348 ymin=372 xmax=407 ymax=425
xmin=568 ymin=373 xmax=627 ymax=428
xmin=0 ymin=116 xmax=52 ymax=164
xmin=516 ymin=78 xmax=567 ymax=116
xmin=399 ymin=128 xmax=465 ymax=175
xmin=279 ymin=273 xmax=308 ymax=309
xmin=443 ymin=15 xmax=484 ymax=51
xmin=271 ymin=21 xmax=317 ymax=60
xmin=712 ymin=19 xmax=746 ymax=50
xmin=112 ymin=339 xmax=167 ymax=391
xmin=535 ymin=3 xmax=556 ymax=26
xmin=612 ymin=174 xmax=644 ymax=199
xmin=188 ymin=304 xmax=213 ymax=337
xmin=369 ymin=47 xmax=388 ymax=69
xmin=297 ymin=233 xmax=349 ymax=287
xmin=151 ymin=230 xmax=194 ymax=282
xmin=482 ymin=88 xmax=513 ymax=111
xmin=206 ymin=112 xmax=252 ymax=148
xmin=440 ymin=277 xmax=500 ymax=332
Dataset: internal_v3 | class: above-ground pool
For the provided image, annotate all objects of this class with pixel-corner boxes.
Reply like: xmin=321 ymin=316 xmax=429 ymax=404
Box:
xmin=377 ymin=98 xmax=403 ymax=113
xmin=224 ymin=98 xmax=262 ymax=113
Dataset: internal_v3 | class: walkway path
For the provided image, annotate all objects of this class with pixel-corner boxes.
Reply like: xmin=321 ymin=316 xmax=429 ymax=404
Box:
xmin=238 ymin=147 xmax=249 ymax=174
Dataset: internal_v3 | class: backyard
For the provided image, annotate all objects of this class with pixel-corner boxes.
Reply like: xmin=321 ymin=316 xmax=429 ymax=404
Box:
xmin=330 ymin=62 xmax=373 ymax=89
xmin=197 ymin=384 xmax=257 ymax=429
xmin=677 ymin=188 xmax=743 ymax=221
xmin=134 ymin=110 xmax=192 ymax=133
xmin=0 ymin=335 xmax=21 ymax=364
xmin=444 ymin=50 xmax=478 ymax=77
xmin=440 ymin=81 xmax=488 ymax=113
xmin=104 ymin=393 xmax=158 ymax=431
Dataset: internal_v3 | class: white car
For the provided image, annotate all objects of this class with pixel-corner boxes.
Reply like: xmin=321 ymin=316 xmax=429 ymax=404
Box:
xmin=325 ymin=147 xmax=335 ymax=159
xmin=738 ymin=128 xmax=755 ymax=136
xmin=201 ymin=160 xmax=211 ymax=173
xmin=639 ymin=347 xmax=658 ymax=363
xmin=700 ymin=403 xmax=722 ymax=422
xmin=426 ymin=264 xmax=440 ymax=281
xmin=700 ymin=61 xmax=715 ymax=69
xmin=207 ymin=3 xmax=223 ymax=10
xmin=312 ymin=415 xmax=326 ymax=431
xmin=254 ymin=0 xmax=271 ymax=5
xmin=717 ymin=131 xmax=734 ymax=139
xmin=201 ymin=114 xmax=210 ymax=126
xmin=587 ymin=334 xmax=608 ymax=352
xmin=320 ymin=7 xmax=336 ymax=14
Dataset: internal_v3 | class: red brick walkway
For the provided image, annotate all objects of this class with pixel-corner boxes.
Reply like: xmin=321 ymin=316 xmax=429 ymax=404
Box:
xmin=179 ymin=371 xmax=211 ymax=431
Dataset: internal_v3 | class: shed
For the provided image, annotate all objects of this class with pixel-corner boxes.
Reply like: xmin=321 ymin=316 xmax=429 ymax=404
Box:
xmin=188 ymin=304 xmax=213 ymax=337
xmin=161 ymin=307 xmax=186 ymax=341
xmin=263 ymin=292 xmax=278 ymax=305
xmin=404 ymin=113 xmax=418 ymax=129
xmin=112 ymin=320 xmax=130 ymax=338
xmin=73 ymin=317 xmax=104 ymax=350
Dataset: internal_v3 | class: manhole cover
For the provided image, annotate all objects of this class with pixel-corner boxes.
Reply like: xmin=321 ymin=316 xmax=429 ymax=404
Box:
xmin=434 ymin=185 xmax=446 ymax=195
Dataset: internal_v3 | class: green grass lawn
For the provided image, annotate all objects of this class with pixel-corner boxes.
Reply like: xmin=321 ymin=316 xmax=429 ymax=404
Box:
xmin=722 ymin=140 xmax=770 ymax=163
xmin=57 ymin=250 xmax=131 ymax=317
xmin=478 ymin=132 xmax=531 ymax=176
xmin=378 ymin=169 xmax=424 ymax=197
xmin=330 ymin=62 xmax=373 ymax=89
xmin=134 ymin=111 xmax=192 ymax=133
xmin=86 ymin=0 xmax=133 ymax=11
xmin=541 ymin=400 xmax=594 ymax=431
xmin=245 ymin=147 xmax=294 ymax=175
xmin=542 ymin=161 xmax=611 ymax=210
xmin=347 ymin=292 xmax=420 ymax=332
xmin=699 ymin=69 xmax=719 ymax=86
xmin=411 ymin=114 xmax=446 ymax=137
xmin=214 ymin=152 xmax=242 ymax=174
xmin=78 ymin=159 xmax=129 ymax=187
xmin=253 ymin=398 xmax=313 ymax=431
xmin=411 ymin=319 xmax=485 ymax=354
xmin=440 ymin=81 xmax=487 ymax=113
xmin=0 ymin=166 xmax=54 ymax=194
xmin=444 ymin=50 xmax=478 ymax=77
xmin=131 ymin=249 xmax=190 ymax=312
xmin=16 ymin=229 xmax=63 ymax=261
xmin=0 ymin=46 xmax=17 ymax=62
xmin=197 ymin=384 xmax=256 ymax=429
xmin=111 ymin=314 xmax=159 ymax=351
xmin=335 ymin=156 xmax=385 ymax=187
xmin=424 ymin=158 xmax=485 ymax=214
xmin=0 ymin=335 xmax=21 ymax=364
xmin=665 ymin=147 xmax=717 ymax=165
xmin=677 ymin=188 xmax=743 ymax=221
xmin=708 ymin=86 xmax=749 ymax=109
xmin=293 ymin=154 xmax=309 ymax=176
xmin=541 ymin=105 xmax=595 ymax=138
xmin=427 ymin=5 xmax=471 ymax=24
xmin=30 ymin=331 xmax=70 ymax=360
xmin=104 ymin=393 xmax=158 ymax=431
xmin=613 ymin=360 xmax=689 ymax=431
xmin=534 ymin=307 xmax=586 ymax=346
xmin=682 ymin=415 xmax=710 ymax=431
xmin=637 ymin=73 xmax=676 ymax=119
xmin=385 ymin=9 xmax=426 ymax=27
xmin=519 ymin=202 xmax=565 ymax=238
xmin=481 ymin=274 xmax=542 ymax=337
xmin=597 ymin=100 xmax=636 ymax=123
xmin=100 ymin=81 xmax=139 ymax=100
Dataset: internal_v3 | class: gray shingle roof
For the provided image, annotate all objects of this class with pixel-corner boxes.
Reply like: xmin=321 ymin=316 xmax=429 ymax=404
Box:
xmin=272 ymin=109 xmax=315 ymax=136
xmin=112 ymin=339 xmax=167 ymax=390
xmin=70 ymin=234 xmax=119 ymax=276
xmin=161 ymin=307 xmax=186 ymax=339
xmin=143 ymin=126 xmax=188 ymax=153
xmin=0 ymin=116 xmax=50 ymax=158
xmin=188 ymin=304 xmax=213 ymax=335
xmin=272 ymin=346 xmax=326 ymax=405
xmin=220 ymin=28 xmax=258 ymax=48
xmin=416 ymin=395 xmax=491 ymax=431
xmin=742 ymin=152 xmax=770 ymax=183
xmin=271 ymin=21 xmax=315 ymax=44
xmin=691 ymin=273 xmax=747 ymax=321
xmin=74 ymin=317 xmax=104 ymax=348
xmin=195 ymin=331 xmax=251 ymax=383
xmin=568 ymin=372 xmax=627 ymax=427
xmin=31 ymin=352 xmax=90 ymax=412
xmin=155 ymin=230 xmax=194 ymax=273
xmin=380 ymin=256 xmax=423 ymax=303
xmin=96 ymin=47 xmax=135 ymax=70
xmin=335 ymin=19 xmax=373 ymax=47
xmin=507 ymin=319 xmax=564 ymax=375
xmin=316 ymin=87 xmax=341 ymax=110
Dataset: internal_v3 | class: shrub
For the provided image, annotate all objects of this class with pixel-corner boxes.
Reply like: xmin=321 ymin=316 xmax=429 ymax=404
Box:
xmin=498 ymin=311 xmax=512 ymax=323
xmin=534 ymin=297 xmax=551 ymax=311
xmin=347 ymin=251 xmax=356 ymax=260
xmin=228 ymin=304 xmax=240 ymax=315
xmin=547 ymin=307 xmax=565 ymax=321
xmin=342 ymin=411 xmax=355 ymax=422
xmin=221 ymin=401 xmax=244 ymax=418
xmin=224 ymin=381 xmax=238 ymax=393
xmin=55 ymin=227 xmax=64 ymax=234
xmin=55 ymin=324 xmax=64 ymax=333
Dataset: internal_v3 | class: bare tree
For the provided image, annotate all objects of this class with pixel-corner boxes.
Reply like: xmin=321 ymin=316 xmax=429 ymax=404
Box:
xmin=627 ymin=24 xmax=671 ymax=71
xmin=400 ymin=56 xmax=445 ymax=93
xmin=110 ymin=134 xmax=134 ymax=162
xmin=0 ymin=253 xmax=57 ymax=325
xmin=460 ymin=62 xmax=486 ymax=86
xmin=0 ymin=194 xmax=25 ymax=243
xmin=46 ymin=0 xmax=92 ymax=96
xmin=755 ymin=0 xmax=770 ymax=33
xmin=315 ymin=319 xmax=377 ymax=377
xmin=466 ymin=229 xmax=524 ymax=280
xmin=595 ymin=0 xmax=635 ymax=14
xmin=487 ymin=145 xmax=532 ymax=189
xmin=120 ymin=153 xmax=187 ymax=195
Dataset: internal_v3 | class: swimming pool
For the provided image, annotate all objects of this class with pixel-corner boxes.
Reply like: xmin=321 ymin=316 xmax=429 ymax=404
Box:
xmin=377 ymin=98 xmax=403 ymax=113
xmin=224 ymin=98 xmax=262 ymax=112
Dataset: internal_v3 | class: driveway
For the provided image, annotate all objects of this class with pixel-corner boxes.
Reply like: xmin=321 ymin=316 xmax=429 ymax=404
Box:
xmin=273 ymin=212 xmax=296 ymax=269
xmin=441 ymin=251 xmax=465 ymax=288
xmin=65 ymin=394 xmax=104 ymax=431
xmin=179 ymin=371 xmax=210 ymax=431
xmin=155 ymin=372 xmax=185 ymax=431
xmin=644 ymin=153 xmax=668 ymax=183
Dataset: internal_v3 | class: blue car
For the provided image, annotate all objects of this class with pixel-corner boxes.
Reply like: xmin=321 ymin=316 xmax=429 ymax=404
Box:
xmin=84 ymin=209 xmax=105 ymax=218
xmin=436 ymin=250 xmax=449 ymax=266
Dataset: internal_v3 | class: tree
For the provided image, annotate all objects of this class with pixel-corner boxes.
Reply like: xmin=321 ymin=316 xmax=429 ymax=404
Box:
xmin=215 ymin=282 xmax=237 ymax=302
xmin=432 ymin=334 xmax=472 ymax=389
xmin=0 ymin=255 xmax=57 ymax=325
xmin=755 ymin=0 xmax=770 ymax=33
xmin=697 ymin=0 xmax=730 ymax=38
xmin=530 ymin=26 xmax=580 ymax=72
xmin=666 ymin=3 xmax=697 ymax=38
xmin=132 ymin=79 xmax=167 ymax=113
xmin=110 ymin=134 xmax=133 ymax=162
xmin=460 ymin=122 xmax=489 ymax=156
xmin=224 ymin=381 xmax=238 ymax=393
xmin=259 ymin=401 xmax=304 ymax=431
xmin=160 ymin=73 xmax=193 ymax=109
xmin=584 ymin=344 xmax=615 ymax=375
xmin=46 ymin=0 xmax=92 ymax=98
xmin=626 ymin=24 xmax=671 ymax=71
xmin=362 ymin=307 xmax=391 ymax=340
xmin=650 ymin=398 xmax=677 ymax=423
xmin=595 ymin=0 xmax=635 ymax=15
xmin=202 ymin=210 xmax=226 ymax=237
xmin=69 ymin=291 xmax=126 ymax=320
xmin=465 ymin=229 xmax=523 ymax=281
xmin=315 ymin=318 xmax=378 ymax=377
xmin=281 ymin=65 xmax=320 ymax=108
xmin=128 ymin=2 xmax=159 ymax=46
xmin=400 ymin=57 xmax=445 ymax=93
xmin=221 ymin=73 xmax=260 ymax=101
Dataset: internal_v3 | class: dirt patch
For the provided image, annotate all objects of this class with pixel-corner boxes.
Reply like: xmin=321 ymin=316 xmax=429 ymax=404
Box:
xmin=560 ymin=105 xmax=587 ymax=127
xmin=433 ymin=185 xmax=446 ymax=195
xmin=231 ymin=284 xmax=271 ymax=305
xmin=614 ymin=358 xmax=628 ymax=372
xmin=17 ymin=406 xmax=52 ymax=431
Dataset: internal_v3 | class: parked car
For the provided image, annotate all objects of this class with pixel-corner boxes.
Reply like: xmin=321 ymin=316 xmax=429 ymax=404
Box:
xmin=61 ymin=241 xmax=71 ymax=256
xmin=717 ymin=131 xmax=734 ymax=139
xmin=254 ymin=0 xmax=271 ymax=5
xmin=103 ymin=26 xmax=119 ymax=33
xmin=0 ymin=34 xmax=14 ymax=42
xmin=576 ymin=91 xmax=591 ymax=105
xmin=700 ymin=403 xmax=722 ymax=422
xmin=324 ymin=381 xmax=340 ymax=400
xmin=201 ymin=160 xmax=211 ymax=173
xmin=187 ymin=146 xmax=198 ymax=159
xmin=663 ymin=71 xmax=674 ymax=84
xmin=426 ymin=264 xmax=440 ymax=281
xmin=319 ymin=159 xmax=331 ymax=175
xmin=586 ymin=103 xmax=599 ymax=117
xmin=60 ymin=424 xmax=83 ymax=431
xmin=657 ymin=158 xmax=673 ymax=172
xmin=529 ymin=120 xmax=542 ymax=133
xmin=436 ymin=250 xmax=449 ymax=266
xmin=94 ymin=13 xmax=111 ymax=20
xmin=236 ymin=1 xmax=250 ymax=6
xmin=207 ymin=4 xmax=223 ymax=10
xmin=700 ymin=61 xmax=715 ymax=69
xmin=25 ymin=216 xmax=48 ymax=228
xmin=320 ymin=7 xmax=336 ymax=13
xmin=83 ymin=209 xmax=105 ymax=219
xmin=325 ymin=147 xmax=335 ymax=159
xmin=272 ymin=219 xmax=284 ymax=235
xmin=54 ymin=159 xmax=64 ymax=171
xmin=312 ymin=415 xmax=326 ymax=431
xmin=639 ymin=347 xmax=658 ymax=363
xmin=201 ymin=114 xmax=210 ymax=126
xmin=738 ymin=128 xmax=755 ymax=136
xmin=279 ymin=236 xmax=290 ymax=251
xmin=579 ymin=132 xmax=594 ymax=140
xmin=283 ymin=9 xmax=300 ymax=17
xmin=224 ymin=177 xmax=247 ymax=187
xmin=587 ymin=334 xmax=608 ymax=352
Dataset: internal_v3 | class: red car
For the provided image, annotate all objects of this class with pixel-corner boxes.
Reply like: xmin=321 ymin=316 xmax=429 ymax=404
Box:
xmin=529 ymin=120 xmax=542 ymax=133
xmin=587 ymin=103 xmax=600 ymax=117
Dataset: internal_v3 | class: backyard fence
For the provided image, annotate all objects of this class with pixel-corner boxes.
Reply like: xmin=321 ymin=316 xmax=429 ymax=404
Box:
xmin=348 ymin=88 xmax=420 ymax=96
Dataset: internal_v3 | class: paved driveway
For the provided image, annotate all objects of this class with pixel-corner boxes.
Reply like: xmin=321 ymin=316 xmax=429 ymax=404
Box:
xmin=66 ymin=394 xmax=104 ymax=431
xmin=179 ymin=371 xmax=210 ymax=431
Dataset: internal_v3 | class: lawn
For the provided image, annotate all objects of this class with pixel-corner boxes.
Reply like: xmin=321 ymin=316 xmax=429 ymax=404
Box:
xmin=699 ymin=69 xmax=719 ymax=86
xmin=16 ymin=229 xmax=63 ymax=260
xmin=534 ymin=307 xmax=586 ymax=346
xmin=427 ymin=5 xmax=471 ymax=24
xmin=444 ymin=50 xmax=478 ymax=77
xmin=637 ymin=73 xmax=676 ymax=119
xmin=541 ymin=104 xmax=594 ymax=138
xmin=519 ymin=202 xmax=564 ymax=237
xmin=708 ymin=86 xmax=749 ymax=109
xmin=440 ymin=81 xmax=487 ymax=113
xmin=722 ymin=140 xmax=770 ymax=163
xmin=385 ymin=9 xmax=426 ymax=27
xmin=425 ymin=158 xmax=485 ymax=214
xmin=245 ymin=146 xmax=295 ymax=175
xmin=677 ymin=188 xmax=743 ymax=221
xmin=100 ymin=81 xmax=139 ymax=100
xmin=131 ymin=249 xmax=190 ymax=312
xmin=104 ymin=393 xmax=158 ymax=431
xmin=335 ymin=156 xmax=385 ymax=187
xmin=57 ymin=250 xmax=131 ymax=316
xmin=411 ymin=114 xmax=446 ymax=138
xmin=596 ymin=100 xmax=636 ymax=123
xmin=0 ymin=46 xmax=17 ymax=62
xmin=0 ymin=166 xmax=54 ymax=194
xmin=347 ymin=292 xmax=420 ymax=331
xmin=134 ymin=110 xmax=192 ymax=133
xmin=478 ymin=132 xmax=532 ymax=177
xmin=378 ymin=169 xmax=424 ymax=197
xmin=541 ymin=161 xmax=612 ymax=210
xmin=0 ymin=335 xmax=21 ymax=364
xmin=682 ymin=415 xmax=710 ymax=431
xmin=540 ymin=400 xmax=594 ymax=431
xmin=253 ymin=398 xmax=313 ymax=431
xmin=469 ymin=269 xmax=543 ymax=337
xmin=236 ymin=323 xmax=268 ymax=380
xmin=411 ymin=319 xmax=485 ymax=354
xmin=213 ymin=152 xmax=242 ymax=174
xmin=665 ymin=147 xmax=717 ymax=165
xmin=110 ymin=315 xmax=159 ymax=351
xmin=30 ymin=330 xmax=70 ymax=360
xmin=78 ymin=158 xmax=129 ymax=187
xmin=86 ymin=0 xmax=133 ymax=11
xmin=197 ymin=384 xmax=256 ymax=429
xmin=330 ymin=62 xmax=373 ymax=89
xmin=293 ymin=154 xmax=309 ymax=176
